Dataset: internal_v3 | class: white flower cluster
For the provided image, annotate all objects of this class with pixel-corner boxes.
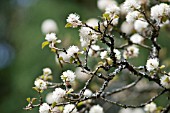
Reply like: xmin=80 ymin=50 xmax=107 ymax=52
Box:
xmin=52 ymin=88 xmax=66 ymax=103
xmin=41 ymin=19 xmax=58 ymax=34
xmin=114 ymin=49 xmax=121 ymax=60
xmin=100 ymin=51 xmax=108 ymax=59
xmin=66 ymin=13 xmax=82 ymax=28
xmin=45 ymin=33 xmax=57 ymax=42
xmin=144 ymin=102 xmax=157 ymax=113
xmin=146 ymin=58 xmax=159 ymax=72
xmin=97 ymin=0 xmax=117 ymax=11
xmin=45 ymin=33 xmax=61 ymax=48
xmin=151 ymin=3 xmax=170 ymax=23
xmin=126 ymin=11 xmax=148 ymax=33
xmin=130 ymin=33 xmax=144 ymax=44
xmin=120 ymin=22 xmax=134 ymax=35
xmin=67 ymin=45 xmax=79 ymax=57
xmin=34 ymin=79 xmax=47 ymax=90
xmin=100 ymin=49 xmax=121 ymax=61
xmin=104 ymin=4 xmax=120 ymax=25
xmin=79 ymin=27 xmax=98 ymax=47
xmin=45 ymin=92 xmax=54 ymax=104
xmin=126 ymin=11 xmax=141 ymax=23
xmin=39 ymin=103 xmax=51 ymax=113
xmin=63 ymin=104 xmax=78 ymax=113
xmin=160 ymin=75 xmax=170 ymax=89
xmin=134 ymin=20 xmax=148 ymax=33
xmin=43 ymin=68 xmax=52 ymax=75
xmin=56 ymin=51 xmax=70 ymax=64
xmin=75 ymin=67 xmax=91 ymax=81
xmin=89 ymin=105 xmax=104 ymax=113
xmin=123 ymin=45 xmax=139 ymax=59
xmin=83 ymin=89 xmax=93 ymax=97
xmin=88 ymin=45 xmax=100 ymax=57
xmin=86 ymin=18 xmax=99 ymax=27
xmin=123 ymin=0 xmax=141 ymax=12
xmin=61 ymin=70 xmax=76 ymax=83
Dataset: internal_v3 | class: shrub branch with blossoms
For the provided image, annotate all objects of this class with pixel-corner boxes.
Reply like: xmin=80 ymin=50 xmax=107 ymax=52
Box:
xmin=24 ymin=0 xmax=170 ymax=113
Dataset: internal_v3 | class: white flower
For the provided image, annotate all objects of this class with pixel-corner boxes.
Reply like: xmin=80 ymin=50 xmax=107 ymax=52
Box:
xmin=134 ymin=20 xmax=148 ymax=33
xmin=45 ymin=33 xmax=57 ymax=42
xmin=111 ymin=15 xmax=119 ymax=25
xmin=97 ymin=0 xmax=117 ymax=11
xmin=160 ymin=75 xmax=170 ymax=89
xmin=89 ymin=105 xmax=104 ymax=113
xmin=100 ymin=51 xmax=108 ymax=59
xmin=84 ymin=89 xmax=93 ymax=97
xmin=151 ymin=3 xmax=170 ymax=23
xmin=105 ymin=4 xmax=120 ymax=15
xmin=41 ymin=19 xmax=58 ymax=34
xmin=88 ymin=45 xmax=100 ymax=57
xmin=132 ymin=108 xmax=145 ymax=113
xmin=120 ymin=3 xmax=128 ymax=15
xmin=123 ymin=0 xmax=141 ymax=12
xmin=66 ymin=13 xmax=82 ymax=28
xmin=144 ymin=102 xmax=157 ymax=113
xmin=43 ymin=68 xmax=52 ymax=75
xmin=119 ymin=108 xmax=132 ymax=113
xmin=39 ymin=103 xmax=50 ymax=113
xmin=55 ymin=52 xmax=70 ymax=64
xmin=91 ymin=45 xmax=100 ymax=51
xmin=45 ymin=92 xmax=55 ymax=104
xmin=126 ymin=11 xmax=141 ymax=23
xmin=86 ymin=18 xmax=99 ymax=27
xmin=52 ymin=88 xmax=66 ymax=103
xmin=79 ymin=27 xmax=98 ymax=47
xmin=130 ymin=33 xmax=144 ymax=44
xmin=146 ymin=58 xmax=159 ymax=71
xmin=75 ymin=67 xmax=90 ymax=81
xmin=121 ymin=21 xmax=134 ymax=35
xmin=63 ymin=104 xmax=78 ymax=113
xmin=61 ymin=70 xmax=76 ymax=82
xmin=114 ymin=49 xmax=121 ymax=60
xmin=67 ymin=45 xmax=79 ymax=57
xmin=34 ymin=79 xmax=47 ymax=90
xmin=119 ymin=108 xmax=144 ymax=113
xmin=123 ymin=45 xmax=139 ymax=59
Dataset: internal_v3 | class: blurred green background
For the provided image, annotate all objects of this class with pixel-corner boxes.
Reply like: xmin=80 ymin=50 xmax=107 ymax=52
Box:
xmin=0 ymin=0 xmax=170 ymax=113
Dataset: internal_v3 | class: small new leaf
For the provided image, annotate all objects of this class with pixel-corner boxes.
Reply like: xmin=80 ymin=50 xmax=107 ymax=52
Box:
xmin=52 ymin=102 xmax=57 ymax=108
xmin=103 ymin=13 xmax=110 ymax=20
xmin=65 ymin=23 xmax=73 ymax=28
xmin=42 ymin=41 xmax=49 ymax=49
xmin=66 ymin=88 xmax=74 ymax=94
xmin=26 ymin=98 xmax=31 ymax=103
xmin=51 ymin=48 xmax=56 ymax=53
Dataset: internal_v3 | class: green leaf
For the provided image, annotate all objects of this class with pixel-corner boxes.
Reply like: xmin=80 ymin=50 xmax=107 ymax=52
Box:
xmin=94 ymin=26 xmax=98 ymax=30
xmin=103 ymin=13 xmax=110 ymax=20
xmin=70 ymin=57 xmax=75 ymax=63
xmin=77 ymin=101 xmax=84 ymax=107
xmin=42 ymin=41 xmax=49 ymax=49
xmin=83 ymin=47 xmax=87 ymax=51
xmin=66 ymin=88 xmax=74 ymax=94
xmin=31 ymin=98 xmax=37 ymax=103
xmin=65 ymin=23 xmax=72 ymax=28
xmin=32 ymin=87 xmax=40 ymax=92
xmin=162 ymin=16 xmax=167 ymax=23
xmin=114 ymin=15 xmax=119 ymax=19
xmin=58 ymin=57 xmax=63 ymax=61
xmin=51 ymin=48 xmax=56 ymax=53
xmin=52 ymin=102 xmax=57 ymax=108
xmin=26 ymin=98 xmax=31 ymax=103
